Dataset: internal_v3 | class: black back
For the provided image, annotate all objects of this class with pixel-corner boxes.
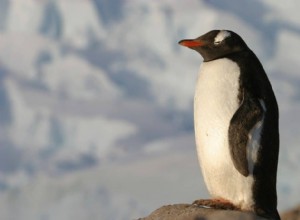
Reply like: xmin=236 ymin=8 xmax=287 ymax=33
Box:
xmin=227 ymin=50 xmax=280 ymax=220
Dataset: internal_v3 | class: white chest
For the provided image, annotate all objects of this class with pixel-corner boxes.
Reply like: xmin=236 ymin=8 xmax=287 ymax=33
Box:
xmin=194 ymin=58 xmax=240 ymax=152
xmin=194 ymin=58 xmax=255 ymax=208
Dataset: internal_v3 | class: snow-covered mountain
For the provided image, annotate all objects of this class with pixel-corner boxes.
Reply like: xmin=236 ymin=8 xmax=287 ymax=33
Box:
xmin=0 ymin=0 xmax=300 ymax=219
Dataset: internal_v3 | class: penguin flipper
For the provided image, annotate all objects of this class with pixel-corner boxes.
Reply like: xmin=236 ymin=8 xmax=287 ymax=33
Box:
xmin=228 ymin=92 xmax=264 ymax=177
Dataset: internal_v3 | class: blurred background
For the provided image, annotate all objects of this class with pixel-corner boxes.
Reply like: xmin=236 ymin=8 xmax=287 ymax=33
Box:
xmin=0 ymin=0 xmax=300 ymax=219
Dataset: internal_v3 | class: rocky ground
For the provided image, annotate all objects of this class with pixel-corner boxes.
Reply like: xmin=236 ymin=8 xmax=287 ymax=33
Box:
xmin=139 ymin=203 xmax=300 ymax=220
xmin=281 ymin=205 xmax=300 ymax=220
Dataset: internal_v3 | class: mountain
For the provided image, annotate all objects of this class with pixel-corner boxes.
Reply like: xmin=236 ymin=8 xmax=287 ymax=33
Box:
xmin=0 ymin=0 xmax=300 ymax=219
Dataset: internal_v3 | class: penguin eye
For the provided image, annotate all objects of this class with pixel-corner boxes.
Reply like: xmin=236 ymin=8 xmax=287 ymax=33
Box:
xmin=214 ymin=41 xmax=222 ymax=45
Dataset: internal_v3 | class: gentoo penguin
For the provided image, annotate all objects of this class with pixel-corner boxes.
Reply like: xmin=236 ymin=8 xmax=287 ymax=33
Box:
xmin=179 ymin=30 xmax=280 ymax=219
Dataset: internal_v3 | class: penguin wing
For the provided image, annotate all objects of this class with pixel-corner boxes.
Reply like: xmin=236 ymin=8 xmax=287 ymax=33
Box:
xmin=228 ymin=90 xmax=265 ymax=177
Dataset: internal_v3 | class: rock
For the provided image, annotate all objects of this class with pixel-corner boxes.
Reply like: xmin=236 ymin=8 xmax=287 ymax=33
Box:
xmin=281 ymin=205 xmax=300 ymax=220
xmin=139 ymin=203 xmax=267 ymax=220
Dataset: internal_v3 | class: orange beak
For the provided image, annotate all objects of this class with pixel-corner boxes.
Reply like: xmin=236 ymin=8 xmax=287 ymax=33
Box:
xmin=178 ymin=39 xmax=205 ymax=48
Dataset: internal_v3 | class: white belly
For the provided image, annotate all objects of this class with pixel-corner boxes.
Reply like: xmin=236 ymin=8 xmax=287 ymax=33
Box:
xmin=194 ymin=58 xmax=254 ymax=209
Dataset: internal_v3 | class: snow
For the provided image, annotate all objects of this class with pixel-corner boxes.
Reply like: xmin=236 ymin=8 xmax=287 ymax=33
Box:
xmin=0 ymin=0 xmax=300 ymax=219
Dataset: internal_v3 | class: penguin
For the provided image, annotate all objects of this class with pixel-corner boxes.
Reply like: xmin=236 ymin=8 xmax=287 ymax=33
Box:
xmin=179 ymin=30 xmax=280 ymax=219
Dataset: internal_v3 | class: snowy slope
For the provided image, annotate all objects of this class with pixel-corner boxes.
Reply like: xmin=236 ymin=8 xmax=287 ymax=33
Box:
xmin=0 ymin=0 xmax=300 ymax=219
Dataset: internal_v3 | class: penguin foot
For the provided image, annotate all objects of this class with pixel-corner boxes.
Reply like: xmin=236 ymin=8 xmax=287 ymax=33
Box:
xmin=193 ymin=198 xmax=239 ymax=210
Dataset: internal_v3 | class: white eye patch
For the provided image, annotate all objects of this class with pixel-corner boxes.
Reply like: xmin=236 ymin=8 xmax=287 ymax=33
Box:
xmin=214 ymin=30 xmax=231 ymax=44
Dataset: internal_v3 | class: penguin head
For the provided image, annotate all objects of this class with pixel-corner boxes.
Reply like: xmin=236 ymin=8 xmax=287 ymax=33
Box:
xmin=179 ymin=30 xmax=249 ymax=62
